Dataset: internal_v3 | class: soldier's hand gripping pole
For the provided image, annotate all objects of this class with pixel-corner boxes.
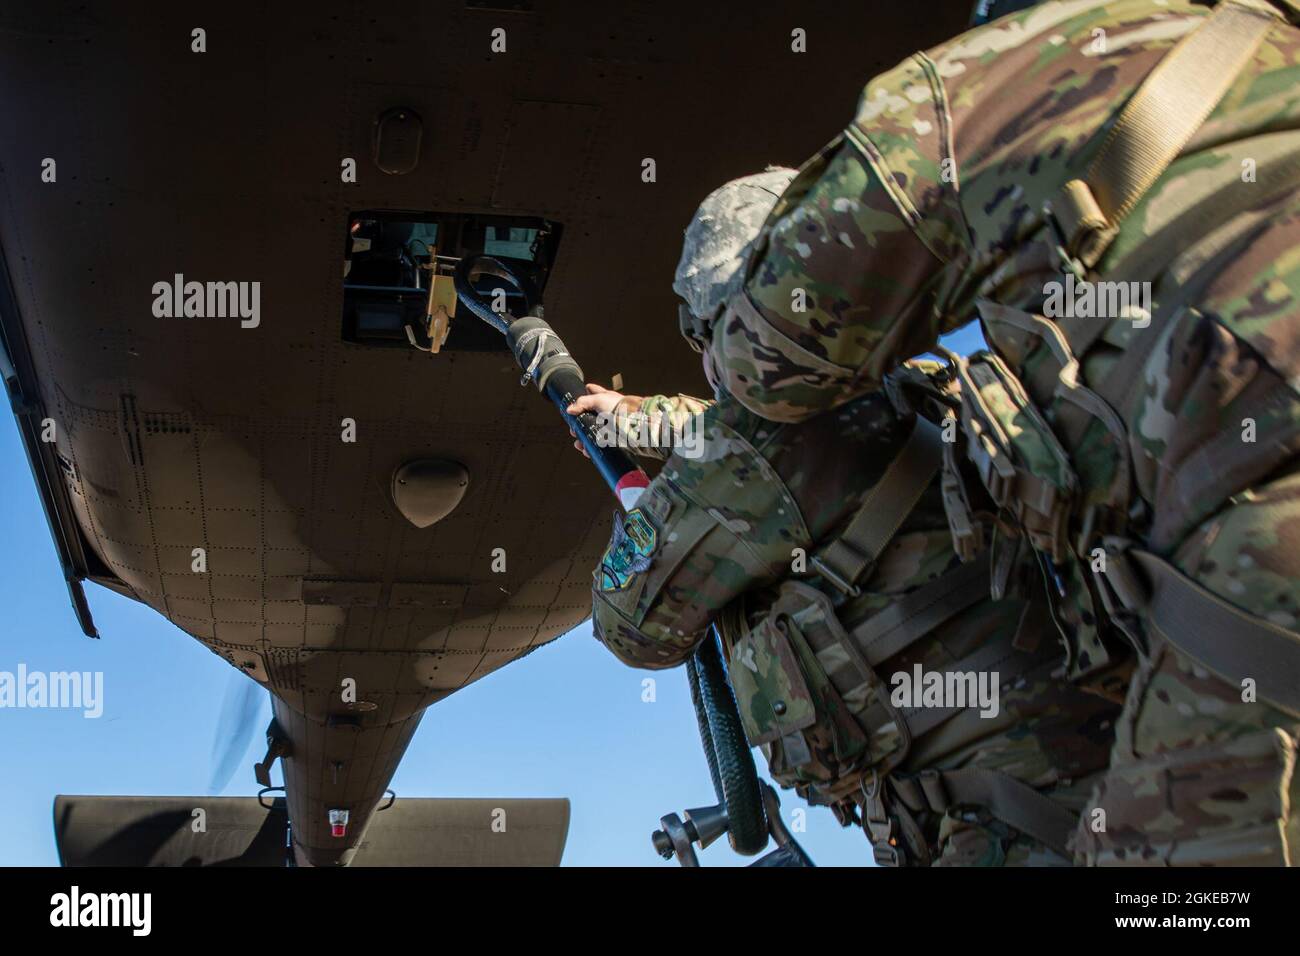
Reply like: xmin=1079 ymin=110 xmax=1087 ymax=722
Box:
xmin=454 ymin=255 xmax=649 ymax=510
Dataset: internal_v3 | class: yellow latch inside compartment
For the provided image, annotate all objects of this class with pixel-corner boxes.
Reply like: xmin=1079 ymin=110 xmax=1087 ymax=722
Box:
xmin=422 ymin=246 xmax=458 ymax=353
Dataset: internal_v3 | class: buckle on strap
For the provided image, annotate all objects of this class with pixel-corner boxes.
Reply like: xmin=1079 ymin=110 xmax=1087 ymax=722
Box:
xmin=811 ymin=415 xmax=946 ymax=598
xmin=1042 ymin=182 xmax=1109 ymax=280
xmin=860 ymin=770 xmax=903 ymax=867
xmin=811 ymin=548 xmax=864 ymax=597
xmin=1087 ymin=537 xmax=1150 ymax=657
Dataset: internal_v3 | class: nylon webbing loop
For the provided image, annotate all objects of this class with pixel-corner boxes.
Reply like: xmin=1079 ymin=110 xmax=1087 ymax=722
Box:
xmin=848 ymin=556 xmax=989 ymax=667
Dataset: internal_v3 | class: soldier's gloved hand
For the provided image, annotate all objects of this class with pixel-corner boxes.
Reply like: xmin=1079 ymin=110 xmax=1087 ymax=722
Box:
xmin=566 ymin=383 xmax=641 ymax=458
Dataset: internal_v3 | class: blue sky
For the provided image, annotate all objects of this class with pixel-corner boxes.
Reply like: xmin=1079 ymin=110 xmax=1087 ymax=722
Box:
xmin=0 ymin=325 xmax=985 ymax=868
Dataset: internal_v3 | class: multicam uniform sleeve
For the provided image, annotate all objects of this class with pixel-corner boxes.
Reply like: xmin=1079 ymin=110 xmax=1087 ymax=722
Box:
xmin=591 ymin=404 xmax=811 ymax=669
xmin=711 ymin=52 xmax=975 ymax=423
xmin=609 ymin=393 xmax=713 ymax=462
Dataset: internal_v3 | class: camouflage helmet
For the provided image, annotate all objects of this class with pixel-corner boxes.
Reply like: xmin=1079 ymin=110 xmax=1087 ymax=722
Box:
xmin=673 ymin=168 xmax=796 ymax=348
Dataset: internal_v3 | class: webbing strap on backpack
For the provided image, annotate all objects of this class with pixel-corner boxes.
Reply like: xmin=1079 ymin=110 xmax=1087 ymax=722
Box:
xmin=1044 ymin=0 xmax=1279 ymax=278
xmin=811 ymin=415 xmax=945 ymax=596
xmin=1100 ymin=545 xmax=1300 ymax=718
xmin=890 ymin=766 xmax=1080 ymax=860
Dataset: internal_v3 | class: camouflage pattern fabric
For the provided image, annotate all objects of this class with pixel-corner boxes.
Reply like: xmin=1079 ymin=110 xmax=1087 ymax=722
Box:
xmin=592 ymin=383 xmax=1120 ymax=864
xmin=592 ymin=390 xmax=904 ymax=669
xmin=609 ymin=393 xmax=713 ymax=462
xmin=707 ymin=0 xmax=1300 ymax=865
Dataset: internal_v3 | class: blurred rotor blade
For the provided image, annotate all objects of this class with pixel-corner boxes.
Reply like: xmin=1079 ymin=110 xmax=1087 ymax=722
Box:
xmin=208 ymin=673 xmax=264 ymax=793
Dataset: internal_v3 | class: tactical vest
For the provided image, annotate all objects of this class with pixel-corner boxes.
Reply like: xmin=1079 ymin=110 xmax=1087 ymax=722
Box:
xmin=936 ymin=0 xmax=1300 ymax=719
xmin=715 ymin=369 xmax=1115 ymax=866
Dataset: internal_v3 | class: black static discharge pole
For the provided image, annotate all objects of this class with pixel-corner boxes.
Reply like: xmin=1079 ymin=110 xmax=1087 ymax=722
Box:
xmin=454 ymin=254 xmax=778 ymax=865
xmin=452 ymin=255 xmax=649 ymax=510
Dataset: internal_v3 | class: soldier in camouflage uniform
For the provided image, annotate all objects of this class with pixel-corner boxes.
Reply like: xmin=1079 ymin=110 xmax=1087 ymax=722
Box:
xmin=709 ymin=0 xmax=1300 ymax=864
xmin=586 ymin=172 xmax=1120 ymax=866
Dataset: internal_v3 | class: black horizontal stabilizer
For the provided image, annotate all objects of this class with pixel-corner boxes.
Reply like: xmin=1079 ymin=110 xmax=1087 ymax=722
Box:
xmin=54 ymin=795 xmax=289 ymax=867
xmin=54 ymin=795 xmax=570 ymax=867
xmin=349 ymin=797 xmax=570 ymax=867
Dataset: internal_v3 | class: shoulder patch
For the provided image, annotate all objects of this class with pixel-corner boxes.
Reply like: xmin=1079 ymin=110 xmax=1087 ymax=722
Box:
xmin=597 ymin=508 xmax=658 ymax=592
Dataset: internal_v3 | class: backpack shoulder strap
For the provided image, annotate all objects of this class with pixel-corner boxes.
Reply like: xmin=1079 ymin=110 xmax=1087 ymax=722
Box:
xmin=1045 ymin=0 xmax=1281 ymax=276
